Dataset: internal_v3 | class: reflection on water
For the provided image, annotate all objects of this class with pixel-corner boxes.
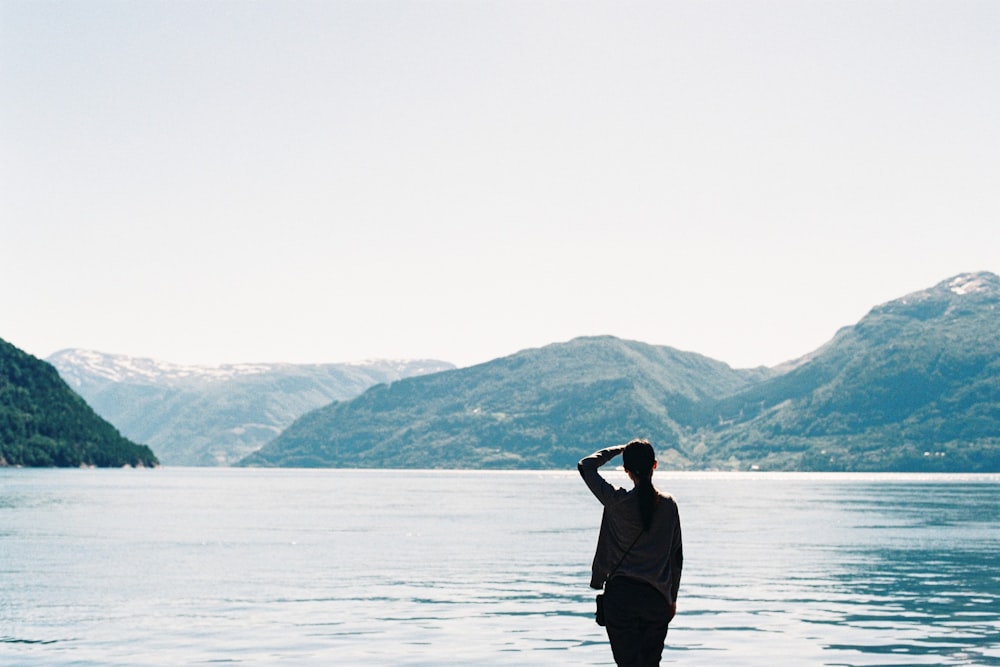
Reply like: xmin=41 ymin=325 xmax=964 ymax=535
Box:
xmin=0 ymin=469 xmax=997 ymax=665
xmin=825 ymin=484 xmax=1000 ymax=667
xmin=654 ymin=475 xmax=1000 ymax=666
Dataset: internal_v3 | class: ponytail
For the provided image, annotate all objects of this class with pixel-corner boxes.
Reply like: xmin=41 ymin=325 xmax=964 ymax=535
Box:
xmin=623 ymin=439 xmax=657 ymax=530
xmin=634 ymin=472 xmax=656 ymax=530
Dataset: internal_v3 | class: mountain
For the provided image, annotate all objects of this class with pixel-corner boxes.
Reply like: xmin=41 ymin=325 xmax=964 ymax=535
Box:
xmin=696 ymin=271 xmax=1000 ymax=471
xmin=240 ymin=336 xmax=774 ymax=468
xmin=48 ymin=350 xmax=454 ymax=466
xmin=241 ymin=272 xmax=1000 ymax=472
xmin=0 ymin=339 xmax=157 ymax=467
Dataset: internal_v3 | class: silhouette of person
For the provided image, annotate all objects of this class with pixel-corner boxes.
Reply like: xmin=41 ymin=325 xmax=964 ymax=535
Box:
xmin=579 ymin=439 xmax=683 ymax=667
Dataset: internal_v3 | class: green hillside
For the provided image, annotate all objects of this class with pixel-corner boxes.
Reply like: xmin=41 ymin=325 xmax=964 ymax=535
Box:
xmin=0 ymin=339 xmax=158 ymax=467
xmin=241 ymin=272 xmax=1000 ymax=472
xmin=697 ymin=272 xmax=1000 ymax=471
xmin=240 ymin=336 xmax=770 ymax=469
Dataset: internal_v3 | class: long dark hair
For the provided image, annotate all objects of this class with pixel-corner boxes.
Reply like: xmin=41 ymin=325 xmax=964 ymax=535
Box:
xmin=623 ymin=439 xmax=657 ymax=530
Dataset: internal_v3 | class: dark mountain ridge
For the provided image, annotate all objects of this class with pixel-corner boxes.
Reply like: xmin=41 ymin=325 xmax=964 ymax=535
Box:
xmin=0 ymin=339 xmax=157 ymax=467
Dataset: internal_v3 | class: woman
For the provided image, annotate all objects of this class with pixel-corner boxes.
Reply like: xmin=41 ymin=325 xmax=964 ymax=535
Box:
xmin=578 ymin=439 xmax=683 ymax=667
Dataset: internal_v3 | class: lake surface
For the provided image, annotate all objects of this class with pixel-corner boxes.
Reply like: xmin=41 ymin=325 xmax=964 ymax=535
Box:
xmin=1 ymin=468 xmax=998 ymax=666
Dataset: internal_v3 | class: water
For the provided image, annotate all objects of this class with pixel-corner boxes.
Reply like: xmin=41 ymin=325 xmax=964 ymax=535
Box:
xmin=1 ymin=469 xmax=998 ymax=666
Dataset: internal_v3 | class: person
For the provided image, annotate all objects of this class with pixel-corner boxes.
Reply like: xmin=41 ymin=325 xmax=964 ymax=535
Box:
xmin=578 ymin=439 xmax=683 ymax=667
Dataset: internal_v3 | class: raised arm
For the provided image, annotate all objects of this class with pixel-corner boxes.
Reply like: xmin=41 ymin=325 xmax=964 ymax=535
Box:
xmin=577 ymin=445 xmax=627 ymax=506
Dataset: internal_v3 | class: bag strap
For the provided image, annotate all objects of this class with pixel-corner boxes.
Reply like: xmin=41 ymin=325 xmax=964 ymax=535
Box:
xmin=607 ymin=492 xmax=658 ymax=582
xmin=607 ymin=529 xmax=643 ymax=581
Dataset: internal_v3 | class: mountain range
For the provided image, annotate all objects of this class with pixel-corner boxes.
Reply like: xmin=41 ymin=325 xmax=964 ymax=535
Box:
xmin=47 ymin=351 xmax=454 ymax=465
xmin=242 ymin=272 xmax=1000 ymax=472
xmin=241 ymin=337 xmax=775 ymax=468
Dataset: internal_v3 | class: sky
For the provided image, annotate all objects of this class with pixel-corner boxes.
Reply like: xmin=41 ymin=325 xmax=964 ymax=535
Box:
xmin=2 ymin=0 xmax=998 ymax=370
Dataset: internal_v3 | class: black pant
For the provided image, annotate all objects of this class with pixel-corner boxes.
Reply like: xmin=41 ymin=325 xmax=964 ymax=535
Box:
xmin=603 ymin=577 xmax=671 ymax=667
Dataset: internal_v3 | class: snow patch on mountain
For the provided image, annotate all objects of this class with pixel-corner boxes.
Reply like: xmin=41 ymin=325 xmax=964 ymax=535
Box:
xmin=48 ymin=349 xmax=454 ymax=388
xmin=949 ymin=274 xmax=989 ymax=296
xmin=48 ymin=349 xmax=277 ymax=386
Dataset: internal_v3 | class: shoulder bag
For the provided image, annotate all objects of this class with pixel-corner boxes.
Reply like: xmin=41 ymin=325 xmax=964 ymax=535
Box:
xmin=595 ymin=529 xmax=643 ymax=626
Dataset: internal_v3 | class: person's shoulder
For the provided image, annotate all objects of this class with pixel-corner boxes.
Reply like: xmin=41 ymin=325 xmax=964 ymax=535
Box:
xmin=656 ymin=492 xmax=679 ymax=509
xmin=600 ymin=485 xmax=633 ymax=509
xmin=610 ymin=485 xmax=632 ymax=501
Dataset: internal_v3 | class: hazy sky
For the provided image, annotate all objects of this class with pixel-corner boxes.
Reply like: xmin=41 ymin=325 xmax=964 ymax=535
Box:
xmin=2 ymin=1 xmax=998 ymax=369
